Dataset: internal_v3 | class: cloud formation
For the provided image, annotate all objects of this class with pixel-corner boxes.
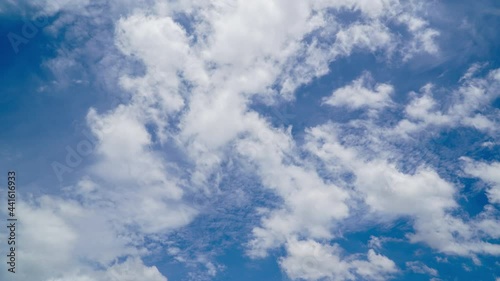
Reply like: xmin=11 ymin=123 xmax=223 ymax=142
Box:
xmin=2 ymin=0 xmax=499 ymax=280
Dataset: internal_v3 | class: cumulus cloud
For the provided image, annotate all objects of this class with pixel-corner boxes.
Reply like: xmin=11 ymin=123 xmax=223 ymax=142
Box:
xmin=280 ymin=238 xmax=397 ymax=281
xmin=462 ymin=159 xmax=500 ymax=204
xmin=406 ymin=261 xmax=438 ymax=276
xmin=3 ymin=0 xmax=470 ymax=280
xmin=45 ymin=257 xmax=168 ymax=281
xmin=304 ymin=122 xmax=500 ymax=257
xmin=0 ymin=196 xmax=152 ymax=281
xmin=395 ymin=68 xmax=500 ymax=136
xmin=323 ymin=72 xmax=394 ymax=111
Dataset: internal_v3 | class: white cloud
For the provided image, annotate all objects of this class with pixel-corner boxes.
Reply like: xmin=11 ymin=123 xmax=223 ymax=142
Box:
xmin=145 ymin=1 xmax=441 ymax=277
xmin=474 ymin=208 xmax=500 ymax=239
xmin=280 ymin=238 xmax=397 ymax=281
xmin=100 ymin=258 xmax=168 ymax=281
xmin=406 ymin=261 xmax=438 ymax=276
xmin=108 ymin=0 xmax=441 ymax=215
xmin=234 ymin=119 xmax=349 ymax=258
xmin=87 ymin=106 xmax=197 ymax=234
xmin=459 ymin=62 xmax=488 ymax=82
xmin=0 ymin=196 xmax=153 ymax=281
xmin=334 ymin=21 xmax=394 ymax=56
xmin=6 ymin=0 xmax=448 ymax=280
xmin=462 ymin=159 xmax=500 ymax=204
xmin=351 ymin=250 xmax=398 ymax=281
xmin=403 ymin=84 xmax=452 ymax=126
xmin=395 ymin=68 xmax=500 ymax=135
xmin=323 ymin=72 xmax=394 ymax=111
xmin=304 ymin=122 xmax=500 ymax=257
xmin=45 ymin=257 xmax=168 ymax=281
xmin=304 ymin=123 xmax=457 ymax=215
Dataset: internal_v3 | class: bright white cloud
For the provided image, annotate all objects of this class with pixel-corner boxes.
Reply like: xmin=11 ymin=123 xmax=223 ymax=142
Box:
xmin=0 ymin=196 xmax=151 ymax=281
xmin=395 ymin=68 xmax=500 ymax=136
xmin=7 ymin=0 xmax=452 ymax=280
xmin=323 ymin=72 xmax=394 ymax=110
xmin=81 ymin=1 xmax=445 ymax=279
xmin=239 ymin=121 xmax=349 ymax=258
xmin=87 ymin=106 xmax=197 ymax=234
xmin=462 ymin=159 xmax=500 ymax=204
xmin=280 ymin=238 xmax=397 ymax=281
xmin=304 ymin=122 xmax=500 ymax=257
xmin=45 ymin=257 xmax=168 ymax=281
xmin=406 ymin=261 xmax=438 ymax=276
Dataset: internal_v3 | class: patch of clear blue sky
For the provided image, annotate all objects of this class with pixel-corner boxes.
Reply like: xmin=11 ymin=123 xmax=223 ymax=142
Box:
xmin=0 ymin=10 xmax=125 ymax=192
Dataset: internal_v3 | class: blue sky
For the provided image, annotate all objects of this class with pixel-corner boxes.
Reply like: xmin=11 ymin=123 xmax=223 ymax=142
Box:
xmin=1 ymin=1 xmax=500 ymax=281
